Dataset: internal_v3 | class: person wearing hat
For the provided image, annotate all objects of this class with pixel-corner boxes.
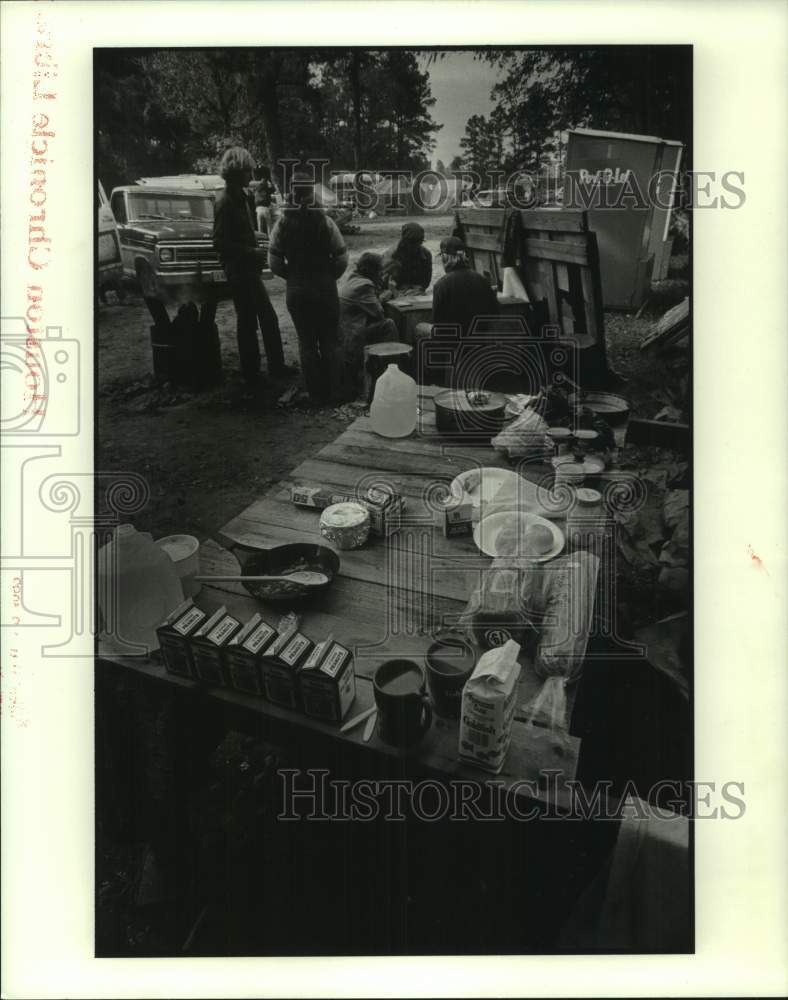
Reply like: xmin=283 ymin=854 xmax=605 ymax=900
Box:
xmin=381 ymin=221 xmax=432 ymax=295
xmin=268 ymin=169 xmax=349 ymax=404
xmin=337 ymin=252 xmax=399 ymax=400
xmin=213 ymin=146 xmax=294 ymax=385
xmin=432 ymin=235 xmax=499 ymax=338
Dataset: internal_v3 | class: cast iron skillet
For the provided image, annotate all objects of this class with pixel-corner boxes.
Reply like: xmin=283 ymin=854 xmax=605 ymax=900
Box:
xmin=221 ymin=539 xmax=340 ymax=603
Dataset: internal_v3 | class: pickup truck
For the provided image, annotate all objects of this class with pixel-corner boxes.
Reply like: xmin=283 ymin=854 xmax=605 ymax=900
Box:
xmin=109 ymin=175 xmax=271 ymax=316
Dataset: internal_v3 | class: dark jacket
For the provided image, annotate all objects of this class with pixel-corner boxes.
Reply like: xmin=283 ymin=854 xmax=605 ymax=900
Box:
xmin=212 ymin=185 xmax=260 ymax=279
xmin=432 ymin=263 xmax=499 ymax=337
xmin=381 ymin=243 xmax=432 ymax=291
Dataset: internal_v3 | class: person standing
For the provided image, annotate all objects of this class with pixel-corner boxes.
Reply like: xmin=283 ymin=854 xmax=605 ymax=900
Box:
xmin=268 ymin=170 xmax=348 ymax=404
xmin=252 ymin=164 xmax=277 ymax=234
xmin=213 ymin=146 xmax=294 ymax=384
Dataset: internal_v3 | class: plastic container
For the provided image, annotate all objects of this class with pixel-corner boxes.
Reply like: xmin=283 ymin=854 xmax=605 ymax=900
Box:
xmin=97 ymin=524 xmax=184 ymax=652
xmin=156 ymin=533 xmax=201 ymax=597
xmin=369 ymin=363 xmax=417 ymax=438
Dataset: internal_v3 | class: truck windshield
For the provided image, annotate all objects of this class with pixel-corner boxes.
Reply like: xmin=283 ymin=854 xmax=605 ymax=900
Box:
xmin=128 ymin=194 xmax=214 ymax=222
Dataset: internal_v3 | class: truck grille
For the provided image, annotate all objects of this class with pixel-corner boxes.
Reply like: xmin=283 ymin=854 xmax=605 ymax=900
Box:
xmin=174 ymin=245 xmax=221 ymax=264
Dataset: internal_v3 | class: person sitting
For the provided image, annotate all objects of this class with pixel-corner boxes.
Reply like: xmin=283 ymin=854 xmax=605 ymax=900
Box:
xmin=381 ymin=222 xmax=432 ymax=295
xmin=432 ymin=235 xmax=499 ymax=337
xmin=337 ymin=252 xmax=399 ymax=400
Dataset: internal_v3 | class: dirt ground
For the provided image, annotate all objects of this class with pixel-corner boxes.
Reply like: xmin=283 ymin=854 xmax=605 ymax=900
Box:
xmin=96 ymin=212 xmax=689 ymax=544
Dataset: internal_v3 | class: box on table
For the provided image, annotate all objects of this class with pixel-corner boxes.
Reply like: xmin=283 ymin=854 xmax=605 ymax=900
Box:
xmin=459 ymin=639 xmax=522 ymax=773
xmin=157 ymin=598 xmax=207 ymax=678
xmin=260 ymin=628 xmax=315 ymax=709
xmin=299 ymin=639 xmax=356 ymax=722
xmin=443 ymin=498 xmax=474 ymax=538
xmin=290 ymin=483 xmax=404 ymax=538
xmin=191 ymin=606 xmax=243 ymax=687
xmin=224 ymin=613 xmax=278 ymax=695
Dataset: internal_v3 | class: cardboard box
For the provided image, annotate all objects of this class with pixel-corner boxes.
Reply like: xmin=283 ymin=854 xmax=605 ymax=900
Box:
xmin=459 ymin=639 xmax=521 ymax=773
xmin=157 ymin=598 xmax=207 ymax=678
xmin=224 ymin=613 xmax=278 ymax=695
xmin=363 ymin=486 xmax=403 ymax=538
xmin=443 ymin=498 xmax=474 ymax=538
xmin=299 ymin=640 xmax=356 ymax=722
xmin=260 ymin=630 xmax=314 ymax=709
xmin=191 ymin=607 xmax=242 ymax=687
xmin=290 ymin=485 xmax=356 ymax=510
xmin=290 ymin=483 xmax=404 ymax=538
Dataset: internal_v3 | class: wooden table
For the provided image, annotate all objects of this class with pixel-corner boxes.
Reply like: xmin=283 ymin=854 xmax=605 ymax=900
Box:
xmin=384 ymin=292 xmax=533 ymax=344
xmin=99 ymin=388 xmax=631 ymax=811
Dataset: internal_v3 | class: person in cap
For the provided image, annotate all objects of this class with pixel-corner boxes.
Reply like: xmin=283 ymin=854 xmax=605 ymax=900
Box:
xmin=432 ymin=235 xmax=499 ymax=339
xmin=213 ymin=146 xmax=294 ymax=385
xmin=268 ymin=169 xmax=349 ymax=404
xmin=337 ymin=252 xmax=399 ymax=400
xmin=381 ymin=221 xmax=432 ymax=295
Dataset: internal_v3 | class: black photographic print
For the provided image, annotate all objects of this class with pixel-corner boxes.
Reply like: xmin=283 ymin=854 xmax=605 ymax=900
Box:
xmin=93 ymin=44 xmax=695 ymax=958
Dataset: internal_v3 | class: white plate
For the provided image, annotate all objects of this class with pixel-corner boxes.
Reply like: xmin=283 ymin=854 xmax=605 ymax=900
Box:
xmin=449 ymin=467 xmax=533 ymax=510
xmin=473 ymin=510 xmax=565 ymax=561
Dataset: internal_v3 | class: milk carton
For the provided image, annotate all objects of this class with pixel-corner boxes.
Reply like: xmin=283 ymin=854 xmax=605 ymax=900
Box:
xmin=458 ymin=639 xmax=521 ymax=773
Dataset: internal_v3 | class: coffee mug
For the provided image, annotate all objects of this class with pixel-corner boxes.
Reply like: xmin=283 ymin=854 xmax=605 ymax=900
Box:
xmin=425 ymin=631 xmax=476 ymax=718
xmin=373 ymin=659 xmax=432 ymax=748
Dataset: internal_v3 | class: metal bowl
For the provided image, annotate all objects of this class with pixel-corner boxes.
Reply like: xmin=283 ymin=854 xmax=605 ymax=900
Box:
xmin=568 ymin=391 xmax=630 ymax=426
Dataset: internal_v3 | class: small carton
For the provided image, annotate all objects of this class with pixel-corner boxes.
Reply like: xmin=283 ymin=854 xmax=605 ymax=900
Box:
xmin=157 ymin=598 xmax=207 ymax=678
xmin=299 ymin=638 xmax=356 ymax=722
xmin=290 ymin=485 xmax=355 ymax=510
xmin=191 ymin=607 xmax=242 ymax=687
xmin=443 ymin=498 xmax=474 ymax=538
xmin=260 ymin=627 xmax=314 ymax=709
xmin=224 ymin=613 xmax=278 ymax=695
xmin=459 ymin=639 xmax=521 ymax=773
xmin=363 ymin=485 xmax=403 ymax=537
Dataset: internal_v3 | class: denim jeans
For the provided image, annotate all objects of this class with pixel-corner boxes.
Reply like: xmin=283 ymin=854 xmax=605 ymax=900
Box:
xmin=286 ymin=281 xmax=340 ymax=404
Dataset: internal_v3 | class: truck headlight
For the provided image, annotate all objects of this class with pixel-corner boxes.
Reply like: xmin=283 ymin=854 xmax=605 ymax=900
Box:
xmin=159 ymin=248 xmax=174 ymax=262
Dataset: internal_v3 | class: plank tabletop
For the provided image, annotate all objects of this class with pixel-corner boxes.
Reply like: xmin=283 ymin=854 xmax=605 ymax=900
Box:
xmin=101 ymin=387 xmax=589 ymax=807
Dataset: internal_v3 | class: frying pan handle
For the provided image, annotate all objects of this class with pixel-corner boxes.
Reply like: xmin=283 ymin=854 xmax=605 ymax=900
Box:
xmin=215 ymin=533 xmax=269 ymax=571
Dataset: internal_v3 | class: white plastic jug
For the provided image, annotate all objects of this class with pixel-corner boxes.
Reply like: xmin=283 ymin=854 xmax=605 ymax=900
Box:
xmin=97 ymin=524 xmax=184 ymax=652
xmin=369 ymin=363 xmax=417 ymax=438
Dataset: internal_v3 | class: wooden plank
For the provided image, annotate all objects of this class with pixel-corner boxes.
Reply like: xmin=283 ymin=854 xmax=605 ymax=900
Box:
xmin=521 ymin=237 xmax=591 ymax=267
xmin=218 ymin=507 xmax=493 ymax=605
xmin=102 ymin=651 xmax=579 ymax=808
xmin=463 ymin=232 xmax=502 ymax=253
xmin=520 ymin=209 xmax=588 ymax=232
xmin=199 ymin=539 xmax=468 ymax=659
xmin=456 ymin=207 xmax=505 ymax=228
xmin=579 ymin=266 xmax=600 ymax=342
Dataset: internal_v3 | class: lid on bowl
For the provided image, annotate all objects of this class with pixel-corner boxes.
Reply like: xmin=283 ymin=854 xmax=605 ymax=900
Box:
xmin=436 ymin=389 xmax=506 ymax=413
xmin=321 ymin=502 xmax=369 ymax=528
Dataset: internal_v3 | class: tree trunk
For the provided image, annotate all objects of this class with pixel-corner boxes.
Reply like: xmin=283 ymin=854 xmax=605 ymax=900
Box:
xmin=349 ymin=52 xmax=363 ymax=170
